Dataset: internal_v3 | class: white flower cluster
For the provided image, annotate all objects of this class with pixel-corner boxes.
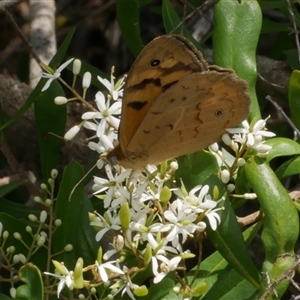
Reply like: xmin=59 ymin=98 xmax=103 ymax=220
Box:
xmin=209 ymin=118 xmax=276 ymax=196
xmin=40 ymin=59 xmax=276 ymax=299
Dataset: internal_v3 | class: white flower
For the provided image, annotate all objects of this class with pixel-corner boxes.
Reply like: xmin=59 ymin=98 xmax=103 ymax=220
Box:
xmin=44 ymin=263 xmax=74 ymax=298
xmin=226 ymin=118 xmax=275 ymax=152
xmin=183 ymin=185 xmax=222 ymax=231
xmin=92 ymin=165 xmax=131 ymax=208
xmin=82 ymin=91 xmax=121 ymax=135
xmin=97 ymin=67 xmax=126 ymax=101
xmin=111 ymin=266 xmax=140 ymax=300
xmin=95 ymin=260 xmax=124 ymax=282
xmin=41 ymin=58 xmax=74 ymax=92
xmin=164 ymin=200 xmax=198 ymax=251
xmin=103 ymin=235 xmax=124 ymax=260
xmin=90 ymin=210 xmax=121 ymax=242
xmin=152 ymin=255 xmax=181 ymax=283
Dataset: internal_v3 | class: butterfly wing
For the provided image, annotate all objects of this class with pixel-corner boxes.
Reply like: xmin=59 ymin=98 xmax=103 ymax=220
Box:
xmin=119 ymin=35 xmax=208 ymax=153
xmin=123 ymin=71 xmax=250 ymax=167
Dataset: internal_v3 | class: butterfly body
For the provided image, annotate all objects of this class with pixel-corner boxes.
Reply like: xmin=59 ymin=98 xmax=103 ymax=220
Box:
xmin=108 ymin=35 xmax=250 ymax=169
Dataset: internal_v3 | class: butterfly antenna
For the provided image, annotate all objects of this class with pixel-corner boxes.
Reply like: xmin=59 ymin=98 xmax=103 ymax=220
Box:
xmin=68 ymin=162 xmax=97 ymax=202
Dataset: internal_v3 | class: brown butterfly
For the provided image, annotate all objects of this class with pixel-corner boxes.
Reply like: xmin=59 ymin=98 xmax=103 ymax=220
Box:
xmin=108 ymin=35 xmax=250 ymax=169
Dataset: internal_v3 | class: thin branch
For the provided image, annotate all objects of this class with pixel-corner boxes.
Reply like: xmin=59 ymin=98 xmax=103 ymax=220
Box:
xmin=0 ymin=136 xmax=43 ymax=198
xmin=266 ymin=95 xmax=300 ymax=140
xmin=286 ymin=0 xmax=300 ymax=64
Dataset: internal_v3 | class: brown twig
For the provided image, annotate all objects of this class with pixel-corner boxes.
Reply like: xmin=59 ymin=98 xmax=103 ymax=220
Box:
xmin=237 ymin=211 xmax=263 ymax=227
xmin=0 ymin=136 xmax=43 ymax=198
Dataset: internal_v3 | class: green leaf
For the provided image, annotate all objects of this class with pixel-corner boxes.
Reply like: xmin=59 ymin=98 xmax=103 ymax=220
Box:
xmin=275 ymin=156 xmax=300 ymax=179
xmin=0 ymin=180 xmax=26 ymax=198
xmin=284 ymin=49 xmax=300 ymax=69
xmin=34 ymin=81 xmax=66 ymax=180
xmin=53 ymin=161 xmax=85 ymax=268
xmin=77 ymin=195 xmax=99 ymax=265
xmin=0 ymin=293 xmax=13 ymax=300
xmin=265 ymin=137 xmax=300 ymax=163
xmin=190 ymin=222 xmax=261 ymax=299
xmin=176 ymin=151 xmax=220 ymax=191
xmin=288 ymin=70 xmax=300 ymax=132
xmin=15 ymin=264 xmax=43 ymax=300
xmin=261 ymin=19 xmax=290 ymax=34
xmin=0 ymin=198 xmax=38 ymax=219
xmin=213 ymin=0 xmax=262 ymax=120
xmin=116 ymin=0 xmax=144 ymax=56
xmin=207 ymin=195 xmax=260 ymax=288
xmin=244 ymin=157 xmax=299 ymax=297
xmin=144 ymin=278 xmax=175 ymax=300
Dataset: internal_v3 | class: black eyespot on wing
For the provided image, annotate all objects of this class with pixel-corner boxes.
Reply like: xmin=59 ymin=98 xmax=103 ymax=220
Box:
xmin=149 ymin=59 xmax=161 ymax=68
xmin=215 ymin=109 xmax=223 ymax=117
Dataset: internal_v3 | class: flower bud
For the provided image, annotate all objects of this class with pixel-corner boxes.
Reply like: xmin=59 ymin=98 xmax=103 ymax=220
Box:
xmin=40 ymin=210 xmax=47 ymax=223
xmin=64 ymin=244 xmax=73 ymax=252
xmin=160 ymin=186 xmax=172 ymax=203
xmin=169 ymin=161 xmax=178 ymax=171
xmin=82 ymin=72 xmax=91 ymax=88
xmin=74 ymin=257 xmax=84 ymax=289
xmin=54 ymin=96 xmax=68 ymax=105
xmin=64 ymin=125 xmax=80 ymax=140
xmin=227 ymin=184 xmax=235 ymax=193
xmin=119 ymin=202 xmax=130 ymax=230
xmin=244 ymin=193 xmax=257 ymax=200
xmin=13 ymin=232 xmax=21 ymax=240
xmin=236 ymin=158 xmax=245 ymax=167
xmin=222 ymin=133 xmax=232 ymax=145
xmin=73 ymin=59 xmax=81 ymax=75
xmin=209 ymin=142 xmax=219 ymax=152
xmin=220 ymin=169 xmax=230 ymax=184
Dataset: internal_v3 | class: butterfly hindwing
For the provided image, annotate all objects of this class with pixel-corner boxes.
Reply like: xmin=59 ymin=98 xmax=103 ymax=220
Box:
xmin=126 ymin=71 xmax=250 ymax=165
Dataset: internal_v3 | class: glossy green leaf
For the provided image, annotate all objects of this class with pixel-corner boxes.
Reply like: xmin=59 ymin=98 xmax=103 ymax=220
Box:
xmin=53 ymin=161 xmax=85 ymax=268
xmin=213 ymin=0 xmax=262 ymax=120
xmin=142 ymin=278 xmax=175 ymax=300
xmin=176 ymin=150 xmax=220 ymax=191
xmin=275 ymin=156 xmax=300 ymax=179
xmin=207 ymin=195 xmax=260 ymax=288
xmin=261 ymin=19 xmax=290 ymax=34
xmin=244 ymin=157 xmax=299 ymax=297
xmin=34 ymin=81 xmax=66 ymax=180
xmin=77 ymin=195 xmax=99 ymax=265
xmin=0 ymin=293 xmax=13 ymax=300
xmin=265 ymin=137 xmax=300 ymax=163
xmin=15 ymin=264 xmax=43 ymax=300
xmin=288 ymin=70 xmax=300 ymax=132
xmin=190 ymin=222 xmax=261 ymax=299
xmin=116 ymin=0 xmax=144 ymax=56
xmin=0 ymin=180 xmax=26 ymax=198
xmin=0 ymin=198 xmax=37 ymax=219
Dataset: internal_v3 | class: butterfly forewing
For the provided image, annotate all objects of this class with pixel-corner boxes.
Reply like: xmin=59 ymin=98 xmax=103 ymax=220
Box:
xmin=119 ymin=35 xmax=208 ymax=153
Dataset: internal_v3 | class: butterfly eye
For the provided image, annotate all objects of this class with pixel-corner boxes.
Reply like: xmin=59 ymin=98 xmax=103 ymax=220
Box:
xmin=149 ymin=59 xmax=161 ymax=68
xmin=215 ymin=109 xmax=224 ymax=117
